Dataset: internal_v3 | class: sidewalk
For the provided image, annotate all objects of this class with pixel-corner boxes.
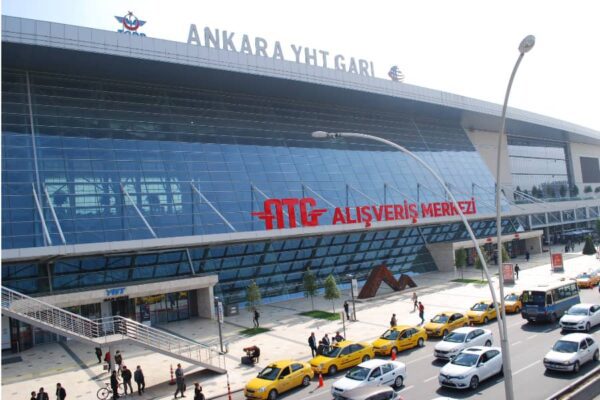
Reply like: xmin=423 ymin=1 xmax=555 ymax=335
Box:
xmin=3 ymin=245 xmax=598 ymax=400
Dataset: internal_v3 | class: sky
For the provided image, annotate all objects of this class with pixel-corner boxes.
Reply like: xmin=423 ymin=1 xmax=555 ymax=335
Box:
xmin=3 ymin=0 xmax=600 ymax=131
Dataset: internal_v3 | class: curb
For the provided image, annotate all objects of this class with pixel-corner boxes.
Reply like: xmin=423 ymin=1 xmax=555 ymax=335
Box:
xmin=207 ymin=387 xmax=244 ymax=400
xmin=545 ymin=365 xmax=600 ymax=400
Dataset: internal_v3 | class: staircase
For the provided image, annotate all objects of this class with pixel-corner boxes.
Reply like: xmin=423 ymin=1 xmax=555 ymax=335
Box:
xmin=1 ymin=286 xmax=226 ymax=373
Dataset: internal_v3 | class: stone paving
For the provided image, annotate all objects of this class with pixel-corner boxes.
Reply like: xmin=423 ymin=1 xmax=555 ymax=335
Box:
xmin=2 ymin=243 xmax=598 ymax=399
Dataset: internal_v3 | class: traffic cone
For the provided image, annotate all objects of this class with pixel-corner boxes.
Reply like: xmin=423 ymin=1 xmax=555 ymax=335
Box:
xmin=391 ymin=348 xmax=397 ymax=361
xmin=169 ymin=364 xmax=175 ymax=385
xmin=318 ymin=372 xmax=324 ymax=387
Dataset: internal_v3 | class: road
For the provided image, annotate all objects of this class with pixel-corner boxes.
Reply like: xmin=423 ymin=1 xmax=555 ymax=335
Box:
xmin=213 ymin=288 xmax=600 ymax=400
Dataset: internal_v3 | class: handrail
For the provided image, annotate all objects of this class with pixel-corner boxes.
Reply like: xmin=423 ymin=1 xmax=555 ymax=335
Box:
xmin=1 ymin=286 xmax=225 ymax=371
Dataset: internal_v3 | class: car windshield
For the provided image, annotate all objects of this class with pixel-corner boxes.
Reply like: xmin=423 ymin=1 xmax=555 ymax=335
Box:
xmin=381 ymin=329 xmax=399 ymax=340
xmin=431 ymin=315 xmax=449 ymax=323
xmin=345 ymin=366 xmax=370 ymax=381
xmin=552 ymin=340 xmax=578 ymax=353
xmin=567 ymin=307 xmax=589 ymax=316
xmin=577 ymin=274 xmax=590 ymax=279
xmin=505 ymin=294 xmax=518 ymax=302
xmin=521 ymin=291 xmax=546 ymax=306
xmin=471 ymin=303 xmax=488 ymax=311
xmin=322 ymin=346 xmax=342 ymax=358
xmin=451 ymin=353 xmax=479 ymax=367
xmin=257 ymin=366 xmax=281 ymax=380
xmin=444 ymin=332 xmax=466 ymax=343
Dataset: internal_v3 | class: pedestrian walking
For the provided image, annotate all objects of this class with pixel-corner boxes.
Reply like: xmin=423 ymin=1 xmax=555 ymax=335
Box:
xmin=114 ymin=350 xmax=123 ymax=373
xmin=104 ymin=350 xmax=111 ymax=372
xmin=344 ymin=301 xmax=351 ymax=321
xmin=390 ymin=313 xmax=397 ymax=327
xmin=514 ymin=264 xmax=520 ymax=280
xmin=174 ymin=363 xmax=186 ymax=398
xmin=95 ymin=347 xmax=103 ymax=364
xmin=253 ymin=308 xmax=260 ymax=328
xmin=525 ymin=251 xmax=530 ymax=262
xmin=418 ymin=302 xmax=425 ymax=325
xmin=193 ymin=383 xmax=205 ymax=400
xmin=36 ymin=388 xmax=49 ymax=400
xmin=134 ymin=365 xmax=145 ymax=396
xmin=55 ymin=383 xmax=66 ymax=400
xmin=308 ymin=332 xmax=318 ymax=357
xmin=412 ymin=292 xmax=418 ymax=312
xmin=110 ymin=371 xmax=120 ymax=400
xmin=30 ymin=391 xmax=37 ymax=400
xmin=121 ymin=365 xmax=133 ymax=395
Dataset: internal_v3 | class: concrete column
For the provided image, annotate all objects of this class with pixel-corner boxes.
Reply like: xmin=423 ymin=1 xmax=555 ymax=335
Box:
xmin=426 ymin=242 xmax=456 ymax=272
xmin=196 ymin=286 xmax=215 ymax=320
xmin=108 ymin=343 xmax=115 ymax=372
xmin=525 ymin=236 xmax=542 ymax=254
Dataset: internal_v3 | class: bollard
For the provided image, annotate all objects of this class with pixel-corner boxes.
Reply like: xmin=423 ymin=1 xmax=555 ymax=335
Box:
xmin=169 ymin=364 xmax=175 ymax=385
xmin=391 ymin=347 xmax=397 ymax=361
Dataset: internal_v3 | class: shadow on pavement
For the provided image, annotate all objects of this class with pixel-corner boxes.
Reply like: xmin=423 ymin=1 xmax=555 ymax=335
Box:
xmin=435 ymin=372 xmax=504 ymax=398
xmin=543 ymin=360 xmax=598 ymax=380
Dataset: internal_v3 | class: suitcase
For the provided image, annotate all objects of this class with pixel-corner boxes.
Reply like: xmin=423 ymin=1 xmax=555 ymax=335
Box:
xmin=241 ymin=356 xmax=254 ymax=365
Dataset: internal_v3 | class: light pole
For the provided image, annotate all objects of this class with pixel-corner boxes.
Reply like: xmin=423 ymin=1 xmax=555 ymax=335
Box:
xmin=495 ymin=34 xmax=535 ymax=400
xmin=214 ymin=296 xmax=224 ymax=353
xmin=347 ymin=273 xmax=357 ymax=321
xmin=312 ymin=129 xmax=509 ymax=384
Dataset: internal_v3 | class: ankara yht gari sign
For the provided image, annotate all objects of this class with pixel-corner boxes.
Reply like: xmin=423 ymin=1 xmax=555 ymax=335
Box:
xmin=252 ymin=197 xmax=477 ymax=230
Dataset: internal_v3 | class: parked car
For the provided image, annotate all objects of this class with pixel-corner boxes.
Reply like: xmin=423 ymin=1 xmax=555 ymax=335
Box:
xmin=244 ymin=360 xmax=313 ymax=400
xmin=560 ymin=303 xmax=600 ymax=332
xmin=424 ymin=311 xmax=469 ymax=338
xmin=331 ymin=359 xmax=406 ymax=398
xmin=309 ymin=340 xmax=374 ymax=375
xmin=503 ymin=292 xmax=522 ymax=314
xmin=434 ymin=327 xmax=493 ymax=360
xmin=544 ymin=333 xmax=599 ymax=372
xmin=438 ymin=346 xmax=503 ymax=390
xmin=372 ymin=325 xmax=427 ymax=356
xmin=575 ymin=272 xmax=599 ymax=288
xmin=466 ymin=300 xmax=497 ymax=324
xmin=332 ymin=385 xmax=403 ymax=400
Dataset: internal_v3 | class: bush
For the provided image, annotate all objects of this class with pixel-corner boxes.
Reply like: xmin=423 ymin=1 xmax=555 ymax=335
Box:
xmin=582 ymin=236 xmax=596 ymax=255
xmin=584 ymin=185 xmax=593 ymax=193
xmin=323 ymin=274 xmax=341 ymax=314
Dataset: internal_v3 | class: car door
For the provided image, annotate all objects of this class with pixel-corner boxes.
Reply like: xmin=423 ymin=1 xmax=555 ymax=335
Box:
xmin=586 ymin=338 xmax=597 ymax=361
xmin=487 ymin=350 xmax=502 ymax=377
xmin=349 ymin=344 xmax=365 ymax=366
xmin=398 ymin=329 xmax=410 ymax=350
xmin=277 ymin=366 xmax=292 ymax=392
xmin=579 ymin=339 xmax=591 ymax=363
xmin=337 ymin=345 xmax=353 ymax=369
xmin=469 ymin=329 xmax=482 ymax=346
xmin=591 ymin=306 xmax=600 ymax=326
xmin=290 ymin=363 xmax=304 ymax=387
xmin=368 ymin=366 xmax=383 ymax=387
xmin=451 ymin=314 xmax=463 ymax=329
xmin=488 ymin=304 xmax=496 ymax=319
xmin=380 ymin=363 xmax=396 ymax=385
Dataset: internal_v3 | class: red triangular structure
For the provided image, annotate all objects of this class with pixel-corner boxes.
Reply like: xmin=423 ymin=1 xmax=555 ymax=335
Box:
xmin=357 ymin=264 xmax=417 ymax=299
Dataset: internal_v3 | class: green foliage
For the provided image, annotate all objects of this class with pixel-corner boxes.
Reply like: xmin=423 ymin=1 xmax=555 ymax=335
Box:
xmin=299 ymin=310 xmax=340 ymax=320
xmin=596 ymin=219 xmax=600 ymax=235
xmin=455 ymin=248 xmax=467 ymax=279
xmin=303 ymin=268 xmax=318 ymax=310
xmin=584 ymin=185 xmax=593 ymax=193
xmin=240 ymin=327 xmax=270 ymax=336
xmin=323 ymin=274 xmax=341 ymax=314
xmin=246 ymin=280 xmax=262 ymax=311
xmin=501 ymin=245 xmax=510 ymax=262
xmin=474 ymin=246 xmax=488 ymax=269
xmin=595 ymin=187 xmax=600 ymax=193
xmin=559 ymin=185 xmax=567 ymax=197
xmin=582 ymin=236 xmax=596 ymax=255
xmin=571 ymin=185 xmax=579 ymax=197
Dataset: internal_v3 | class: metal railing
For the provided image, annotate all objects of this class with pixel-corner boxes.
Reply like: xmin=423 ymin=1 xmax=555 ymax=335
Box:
xmin=1 ymin=286 xmax=226 ymax=372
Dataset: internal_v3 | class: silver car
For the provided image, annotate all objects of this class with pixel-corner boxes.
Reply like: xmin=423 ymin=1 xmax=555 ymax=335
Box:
xmin=335 ymin=385 xmax=403 ymax=400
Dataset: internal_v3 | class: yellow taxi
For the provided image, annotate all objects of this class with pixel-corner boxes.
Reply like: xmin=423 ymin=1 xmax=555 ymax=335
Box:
xmin=424 ymin=311 xmax=469 ymax=337
xmin=504 ymin=292 xmax=522 ymax=314
xmin=372 ymin=325 xmax=427 ymax=356
xmin=575 ymin=272 xmax=599 ymax=288
xmin=309 ymin=340 xmax=374 ymax=375
xmin=244 ymin=360 xmax=314 ymax=400
xmin=466 ymin=300 xmax=497 ymax=324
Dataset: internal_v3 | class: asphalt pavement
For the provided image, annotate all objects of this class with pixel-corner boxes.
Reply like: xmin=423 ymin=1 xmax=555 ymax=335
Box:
xmin=213 ymin=288 xmax=600 ymax=400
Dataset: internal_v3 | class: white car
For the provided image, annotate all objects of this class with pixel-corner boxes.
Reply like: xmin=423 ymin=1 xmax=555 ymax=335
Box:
xmin=331 ymin=359 xmax=406 ymax=398
xmin=559 ymin=303 xmax=600 ymax=332
xmin=438 ymin=346 xmax=503 ymax=390
xmin=434 ymin=327 xmax=493 ymax=360
xmin=544 ymin=333 xmax=599 ymax=372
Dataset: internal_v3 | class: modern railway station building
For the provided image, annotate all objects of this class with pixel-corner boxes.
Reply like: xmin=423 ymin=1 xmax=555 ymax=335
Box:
xmin=2 ymin=15 xmax=599 ymax=351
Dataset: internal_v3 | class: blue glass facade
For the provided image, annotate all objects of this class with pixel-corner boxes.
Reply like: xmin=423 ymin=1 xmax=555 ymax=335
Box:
xmin=2 ymin=68 xmax=516 ymax=303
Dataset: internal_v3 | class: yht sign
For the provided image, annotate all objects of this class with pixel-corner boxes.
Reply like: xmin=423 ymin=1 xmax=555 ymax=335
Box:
xmin=252 ymin=197 xmax=477 ymax=230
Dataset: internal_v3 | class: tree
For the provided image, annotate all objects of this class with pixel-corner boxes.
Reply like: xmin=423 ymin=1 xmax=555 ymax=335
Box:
xmin=246 ymin=280 xmax=262 ymax=311
xmin=455 ymin=248 xmax=467 ymax=279
xmin=582 ymin=236 xmax=596 ymax=255
xmin=531 ymin=186 xmax=539 ymax=198
xmin=596 ymin=219 xmax=600 ymax=236
xmin=571 ymin=185 xmax=579 ymax=198
xmin=323 ymin=274 xmax=341 ymax=314
xmin=303 ymin=268 xmax=318 ymax=310
xmin=544 ymin=185 xmax=554 ymax=198
xmin=559 ymin=185 xmax=567 ymax=198
xmin=501 ymin=244 xmax=510 ymax=262
xmin=584 ymin=185 xmax=593 ymax=193
xmin=595 ymin=187 xmax=600 ymax=193
xmin=474 ymin=246 xmax=488 ymax=281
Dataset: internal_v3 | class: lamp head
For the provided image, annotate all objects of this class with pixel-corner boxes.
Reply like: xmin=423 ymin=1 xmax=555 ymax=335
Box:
xmin=311 ymin=131 xmax=330 ymax=138
xmin=518 ymin=35 xmax=535 ymax=54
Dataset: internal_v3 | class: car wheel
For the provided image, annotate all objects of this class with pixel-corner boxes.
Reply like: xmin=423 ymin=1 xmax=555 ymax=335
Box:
xmin=586 ymin=323 xmax=591 ymax=333
xmin=573 ymin=361 xmax=580 ymax=373
xmin=417 ymin=338 xmax=425 ymax=347
xmin=268 ymin=389 xmax=278 ymax=400
xmin=484 ymin=317 xmax=489 ymax=324
xmin=394 ymin=375 xmax=404 ymax=389
xmin=442 ymin=329 xmax=448 ymax=337
xmin=362 ymin=354 xmax=371 ymax=362
xmin=593 ymin=350 xmax=599 ymax=362
xmin=498 ymin=364 xmax=504 ymax=376
xmin=302 ymin=375 xmax=311 ymax=386
xmin=470 ymin=375 xmax=479 ymax=390
xmin=328 ymin=365 xmax=338 ymax=375
xmin=485 ymin=340 xmax=492 ymax=347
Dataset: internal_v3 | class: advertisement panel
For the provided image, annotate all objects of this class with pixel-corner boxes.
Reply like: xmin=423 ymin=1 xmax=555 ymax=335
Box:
xmin=551 ymin=253 xmax=564 ymax=272
xmin=502 ymin=263 xmax=515 ymax=284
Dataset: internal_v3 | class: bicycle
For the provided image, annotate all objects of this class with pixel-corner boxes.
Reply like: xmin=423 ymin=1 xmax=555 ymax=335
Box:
xmin=97 ymin=382 xmax=124 ymax=400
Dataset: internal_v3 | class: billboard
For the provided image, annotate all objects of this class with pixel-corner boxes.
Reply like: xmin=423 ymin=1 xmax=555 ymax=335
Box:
xmin=502 ymin=263 xmax=515 ymax=284
xmin=551 ymin=253 xmax=564 ymax=272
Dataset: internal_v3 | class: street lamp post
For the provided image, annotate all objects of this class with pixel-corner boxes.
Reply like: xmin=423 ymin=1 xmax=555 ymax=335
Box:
xmin=347 ymin=273 xmax=357 ymax=321
xmin=312 ymin=129 xmax=510 ymax=389
xmin=495 ymin=34 xmax=536 ymax=400
xmin=214 ymin=296 xmax=224 ymax=353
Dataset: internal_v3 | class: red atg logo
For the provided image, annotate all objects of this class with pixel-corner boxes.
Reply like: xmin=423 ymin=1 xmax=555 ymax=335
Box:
xmin=252 ymin=197 xmax=477 ymax=230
